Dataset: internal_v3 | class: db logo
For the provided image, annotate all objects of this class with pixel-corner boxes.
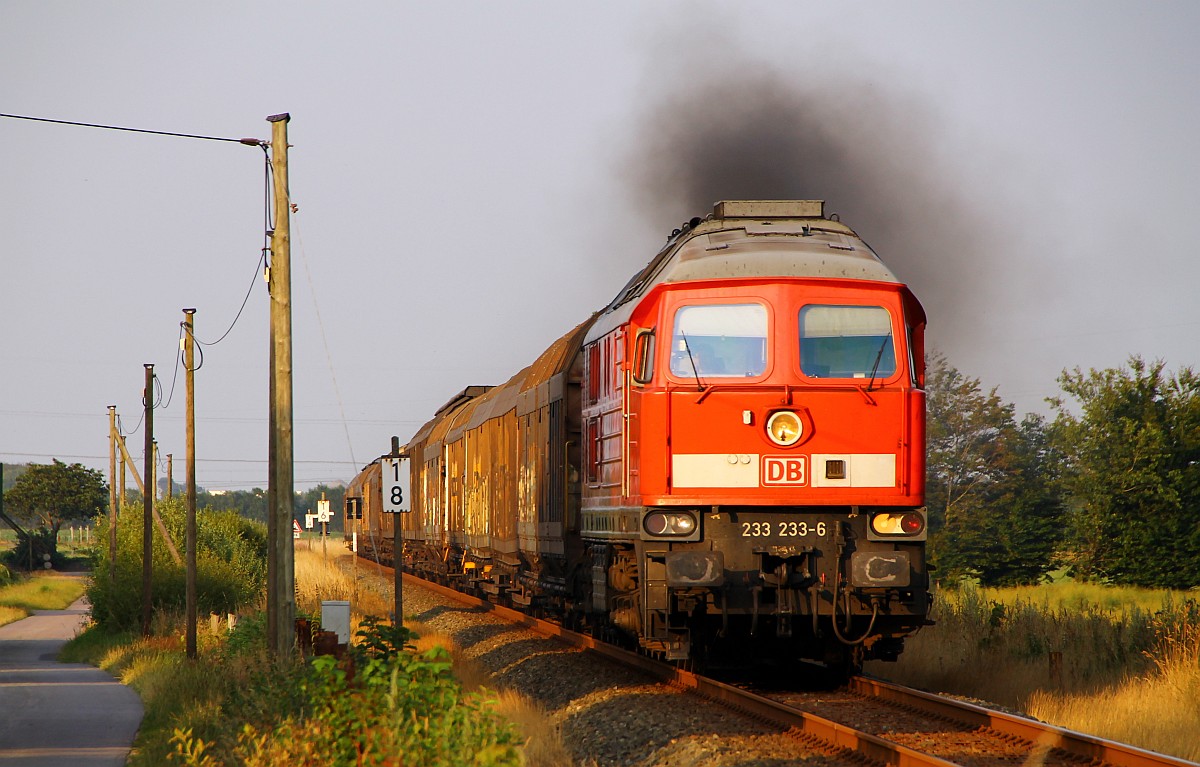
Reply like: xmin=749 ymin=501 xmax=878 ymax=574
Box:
xmin=762 ymin=456 xmax=808 ymax=486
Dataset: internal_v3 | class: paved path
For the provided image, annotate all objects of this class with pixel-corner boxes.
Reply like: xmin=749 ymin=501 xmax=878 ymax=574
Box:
xmin=0 ymin=595 xmax=143 ymax=766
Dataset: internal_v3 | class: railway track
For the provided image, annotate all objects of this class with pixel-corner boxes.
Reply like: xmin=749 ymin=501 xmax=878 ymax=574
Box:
xmin=391 ymin=568 xmax=1196 ymax=767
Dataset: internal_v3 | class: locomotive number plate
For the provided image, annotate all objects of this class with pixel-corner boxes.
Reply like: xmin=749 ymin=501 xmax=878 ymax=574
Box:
xmin=739 ymin=519 xmax=829 ymax=539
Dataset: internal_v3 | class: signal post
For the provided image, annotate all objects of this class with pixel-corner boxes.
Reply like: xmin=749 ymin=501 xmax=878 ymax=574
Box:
xmin=381 ymin=438 xmax=410 ymax=625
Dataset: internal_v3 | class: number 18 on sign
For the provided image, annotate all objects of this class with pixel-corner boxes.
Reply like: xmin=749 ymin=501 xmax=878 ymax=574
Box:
xmin=382 ymin=457 xmax=411 ymax=514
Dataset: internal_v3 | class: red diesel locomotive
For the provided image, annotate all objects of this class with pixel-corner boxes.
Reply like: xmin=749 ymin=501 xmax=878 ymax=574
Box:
xmin=349 ymin=200 xmax=930 ymax=671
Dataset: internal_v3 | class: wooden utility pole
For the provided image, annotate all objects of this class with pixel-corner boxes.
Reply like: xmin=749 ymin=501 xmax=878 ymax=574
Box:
xmin=152 ymin=440 xmax=158 ymax=502
xmin=119 ymin=443 xmax=126 ymax=508
xmin=108 ymin=405 xmax=118 ymax=580
xmin=167 ymin=454 xmax=173 ymax=499
xmin=266 ymin=299 xmax=278 ymax=651
xmin=267 ymin=112 xmax=295 ymax=659
xmin=184 ymin=309 xmax=198 ymax=659
xmin=142 ymin=364 xmax=154 ymax=637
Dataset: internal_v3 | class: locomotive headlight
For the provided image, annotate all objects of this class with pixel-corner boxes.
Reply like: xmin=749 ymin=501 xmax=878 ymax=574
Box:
xmin=644 ymin=511 xmax=698 ymax=537
xmin=869 ymin=512 xmax=926 ymax=537
xmin=766 ymin=410 xmax=803 ymax=446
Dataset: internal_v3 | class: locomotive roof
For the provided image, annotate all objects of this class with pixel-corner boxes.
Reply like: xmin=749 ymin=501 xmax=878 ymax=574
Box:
xmin=586 ymin=200 xmax=904 ymax=344
xmin=612 ymin=200 xmax=897 ymax=306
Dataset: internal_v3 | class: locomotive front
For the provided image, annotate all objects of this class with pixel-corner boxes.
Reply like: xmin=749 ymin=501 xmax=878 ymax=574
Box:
xmin=581 ymin=200 xmax=929 ymax=669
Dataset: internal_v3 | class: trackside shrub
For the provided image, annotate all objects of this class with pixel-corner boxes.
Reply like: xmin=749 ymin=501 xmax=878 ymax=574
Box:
xmin=88 ymin=498 xmax=267 ymax=630
xmin=171 ymin=617 xmax=523 ymax=767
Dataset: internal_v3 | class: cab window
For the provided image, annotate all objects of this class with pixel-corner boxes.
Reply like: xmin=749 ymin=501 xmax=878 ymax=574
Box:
xmin=670 ymin=303 xmax=767 ymax=378
xmin=799 ymin=305 xmax=896 ymax=379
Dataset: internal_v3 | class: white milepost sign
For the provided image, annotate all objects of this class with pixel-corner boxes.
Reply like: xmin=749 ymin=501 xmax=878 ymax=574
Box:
xmin=381 ymin=456 xmax=410 ymax=514
xmin=317 ymin=499 xmax=331 ymax=523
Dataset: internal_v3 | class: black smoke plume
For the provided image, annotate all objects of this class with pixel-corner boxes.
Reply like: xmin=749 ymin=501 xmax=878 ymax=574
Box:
xmin=619 ymin=57 xmax=1047 ymax=354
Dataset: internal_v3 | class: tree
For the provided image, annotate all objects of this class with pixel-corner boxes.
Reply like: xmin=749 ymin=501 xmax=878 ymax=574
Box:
xmin=941 ymin=414 xmax=1065 ymax=585
xmin=925 ymin=353 xmax=1064 ymax=585
xmin=5 ymin=460 xmax=107 ymax=536
xmin=1050 ymin=357 xmax=1200 ymax=588
xmin=925 ymin=352 xmax=1014 ymax=534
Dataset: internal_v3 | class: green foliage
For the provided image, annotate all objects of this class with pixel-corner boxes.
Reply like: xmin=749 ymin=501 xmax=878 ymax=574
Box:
xmin=925 ymin=353 xmax=1064 ymax=585
xmin=222 ymin=611 xmax=268 ymax=658
xmin=1051 ymin=357 xmax=1200 ymax=588
xmin=58 ymin=623 xmax=137 ymax=666
xmin=3 ymin=527 xmax=64 ymax=570
xmin=87 ymin=497 xmax=267 ymax=630
xmin=3 ymin=461 xmax=107 ymax=559
xmin=170 ymin=617 xmax=523 ymax=767
xmin=925 ymin=351 xmax=1015 ymax=534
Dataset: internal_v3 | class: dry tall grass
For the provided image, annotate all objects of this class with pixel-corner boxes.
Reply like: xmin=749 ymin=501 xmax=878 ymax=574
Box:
xmin=866 ymin=582 xmax=1200 ymax=760
xmin=294 ymin=543 xmax=391 ymax=621
xmin=0 ymin=605 xmax=25 ymax=626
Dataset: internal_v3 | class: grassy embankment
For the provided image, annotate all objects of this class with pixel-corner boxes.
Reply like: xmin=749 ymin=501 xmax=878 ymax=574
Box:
xmin=0 ymin=572 xmax=88 ymax=626
xmin=865 ymin=581 xmax=1200 ymax=761
xmin=296 ymin=542 xmax=574 ymax=765
xmin=61 ymin=543 xmax=571 ymax=766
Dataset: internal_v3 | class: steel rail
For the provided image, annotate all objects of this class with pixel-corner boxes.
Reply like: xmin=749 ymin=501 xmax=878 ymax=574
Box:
xmin=402 ymin=571 xmax=961 ymax=767
xmin=848 ymin=676 xmax=1198 ymax=767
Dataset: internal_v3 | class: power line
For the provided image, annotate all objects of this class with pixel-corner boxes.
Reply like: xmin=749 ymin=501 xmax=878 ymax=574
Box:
xmin=294 ymin=211 xmax=358 ymax=469
xmin=0 ymin=112 xmax=263 ymax=146
xmin=191 ymin=247 xmax=267 ymax=347
xmin=0 ymin=451 xmax=357 ymax=465
xmin=0 ymin=409 xmax=423 ymax=426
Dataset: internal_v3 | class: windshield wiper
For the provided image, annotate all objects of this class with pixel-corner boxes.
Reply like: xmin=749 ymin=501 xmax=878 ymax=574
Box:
xmin=679 ymin=333 xmax=704 ymax=392
xmin=866 ymin=337 xmax=889 ymax=392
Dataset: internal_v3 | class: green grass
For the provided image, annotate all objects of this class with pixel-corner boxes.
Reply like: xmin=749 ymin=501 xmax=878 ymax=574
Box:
xmin=58 ymin=622 xmax=136 ymax=665
xmin=0 ymin=574 xmax=88 ymax=626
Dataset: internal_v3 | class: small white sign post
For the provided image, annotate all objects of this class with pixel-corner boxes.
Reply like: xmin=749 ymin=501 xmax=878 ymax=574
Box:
xmin=381 ymin=457 xmax=411 ymax=514
xmin=316 ymin=497 xmax=332 ymax=558
xmin=380 ymin=454 xmax=410 ymax=627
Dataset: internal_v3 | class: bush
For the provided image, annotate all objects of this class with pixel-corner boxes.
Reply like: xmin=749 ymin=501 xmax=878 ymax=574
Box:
xmin=2 ymin=528 xmax=64 ymax=571
xmin=88 ymin=498 xmax=267 ymax=631
xmin=171 ymin=617 xmax=523 ymax=767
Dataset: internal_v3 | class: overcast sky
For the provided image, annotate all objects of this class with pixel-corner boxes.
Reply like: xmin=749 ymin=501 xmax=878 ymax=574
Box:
xmin=2 ymin=2 xmax=1197 ymax=492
